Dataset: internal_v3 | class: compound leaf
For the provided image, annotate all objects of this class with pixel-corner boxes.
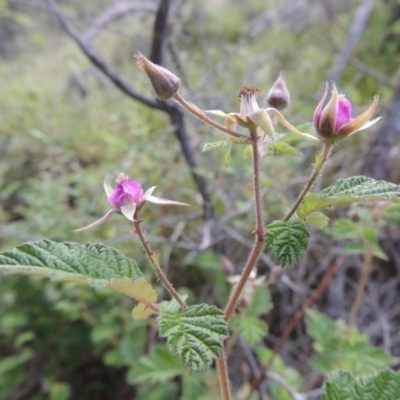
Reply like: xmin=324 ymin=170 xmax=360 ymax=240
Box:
xmin=158 ymin=304 xmax=228 ymax=372
xmin=265 ymin=221 xmax=310 ymax=265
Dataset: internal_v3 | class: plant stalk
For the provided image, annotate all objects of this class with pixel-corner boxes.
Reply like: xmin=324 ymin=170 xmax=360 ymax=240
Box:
xmin=224 ymin=134 xmax=265 ymax=320
xmin=216 ymin=349 xmax=232 ymax=400
xmin=216 ymin=132 xmax=264 ymax=400
xmin=283 ymin=141 xmax=332 ymax=222
xmin=173 ymin=92 xmax=248 ymax=139
xmin=134 ymin=219 xmax=187 ymax=309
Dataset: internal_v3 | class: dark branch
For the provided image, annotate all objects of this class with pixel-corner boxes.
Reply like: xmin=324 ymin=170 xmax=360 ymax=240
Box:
xmin=82 ymin=2 xmax=156 ymax=45
xmin=47 ymin=0 xmax=161 ymax=110
xmin=149 ymin=0 xmax=170 ymax=65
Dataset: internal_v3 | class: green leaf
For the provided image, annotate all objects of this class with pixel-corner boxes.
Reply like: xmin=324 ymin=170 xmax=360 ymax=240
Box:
xmin=181 ymin=372 xmax=213 ymax=400
xmin=243 ymin=145 xmax=253 ymax=159
xmin=306 ymin=310 xmax=391 ymax=375
xmin=202 ymin=141 xmax=227 ymax=153
xmin=265 ymin=221 xmax=310 ymax=265
xmin=136 ymin=381 xmax=179 ymax=400
xmin=224 ymin=142 xmax=232 ymax=167
xmin=127 ymin=345 xmax=183 ymax=384
xmin=332 ymin=219 xmax=360 ymax=239
xmin=306 ymin=309 xmax=340 ymax=348
xmin=158 ymin=304 xmax=228 ymax=372
xmin=268 ymin=141 xmax=302 ymax=156
xmin=322 ymin=369 xmax=400 ymax=400
xmin=131 ymin=304 xmax=155 ymax=320
xmin=342 ymin=242 xmax=365 ymax=256
xmin=305 ymin=212 xmax=330 ymax=229
xmin=245 ymin=287 xmax=273 ymax=317
xmin=0 ymin=349 xmax=34 ymax=375
xmin=0 ymin=240 xmax=156 ymax=303
xmin=230 ymin=315 xmax=267 ymax=347
xmin=298 ymin=176 xmax=400 ymax=219
xmin=48 ymin=382 xmax=70 ymax=400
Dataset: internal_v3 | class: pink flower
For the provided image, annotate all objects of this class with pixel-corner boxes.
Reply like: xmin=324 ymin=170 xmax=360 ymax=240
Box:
xmin=314 ymin=83 xmax=380 ymax=142
xmin=105 ymin=174 xmax=144 ymax=219
xmin=75 ymin=173 xmax=189 ymax=232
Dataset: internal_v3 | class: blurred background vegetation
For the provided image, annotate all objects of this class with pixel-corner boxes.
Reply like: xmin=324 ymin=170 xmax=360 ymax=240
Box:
xmin=1 ymin=0 xmax=400 ymax=399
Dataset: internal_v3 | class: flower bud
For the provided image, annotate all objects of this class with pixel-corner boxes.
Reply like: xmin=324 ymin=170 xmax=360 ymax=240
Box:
xmin=136 ymin=52 xmax=180 ymax=100
xmin=313 ymin=83 xmax=380 ymax=143
xmin=266 ymin=71 xmax=290 ymax=109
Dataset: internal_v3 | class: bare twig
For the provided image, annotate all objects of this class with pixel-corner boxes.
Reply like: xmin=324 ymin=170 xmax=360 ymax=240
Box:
xmin=328 ymin=0 xmax=374 ymax=82
xmin=47 ymin=0 xmax=160 ymax=109
xmin=82 ymin=2 xmax=156 ymax=44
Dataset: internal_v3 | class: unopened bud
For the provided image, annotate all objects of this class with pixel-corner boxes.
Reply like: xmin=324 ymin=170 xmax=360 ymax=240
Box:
xmin=221 ymin=256 xmax=235 ymax=276
xmin=136 ymin=52 xmax=180 ymax=100
xmin=266 ymin=71 xmax=290 ymax=110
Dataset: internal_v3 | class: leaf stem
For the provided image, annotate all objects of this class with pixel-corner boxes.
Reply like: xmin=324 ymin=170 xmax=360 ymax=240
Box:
xmin=283 ymin=141 xmax=332 ymax=222
xmin=224 ymin=133 xmax=264 ymax=320
xmin=216 ymin=349 xmax=232 ymax=400
xmin=173 ymin=92 xmax=248 ymax=140
xmin=134 ymin=218 xmax=187 ymax=309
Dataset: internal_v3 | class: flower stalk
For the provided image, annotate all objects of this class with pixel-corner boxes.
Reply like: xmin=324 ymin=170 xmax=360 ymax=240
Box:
xmin=283 ymin=141 xmax=332 ymax=222
xmin=173 ymin=92 xmax=248 ymax=139
xmin=224 ymin=130 xmax=265 ymax=320
xmin=134 ymin=218 xmax=187 ymax=310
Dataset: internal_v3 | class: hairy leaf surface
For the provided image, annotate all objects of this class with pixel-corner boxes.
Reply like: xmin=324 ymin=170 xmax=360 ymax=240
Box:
xmin=158 ymin=304 xmax=228 ymax=372
xmin=298 ymin=176 xmax=400 ymax=218
xmin=0 ymin=240 xmax=156 ymax=303
xmin=265 ymin=221 xmax=310 ymax=265
xmin=322 ymin=369 xmax=400 ymax=400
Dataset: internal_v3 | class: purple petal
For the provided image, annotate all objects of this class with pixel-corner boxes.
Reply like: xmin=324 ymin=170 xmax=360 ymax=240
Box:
xmin=335 ymin=95 xmax=352 ymax=132
xmin=120 ymin=179 xmax=144 ymax=203
xmin=107 ymin=177 xmax=144 ymax=210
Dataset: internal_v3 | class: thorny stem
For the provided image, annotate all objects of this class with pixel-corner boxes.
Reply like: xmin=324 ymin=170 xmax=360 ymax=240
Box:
xmin=216 ymin=132 xmax=264 ymax=400
xmin=348 ymin=243 xmax=373 ymax=331
xmin=134 ymin=218 xmax=187 ymax=309
xmin=224 ymin=132 xmax=265 ymax=320
xmin=283 ymin=141 xmax=332 ymax=222
xmin=173 ymin=92 xmax=249 ymax=140
xmin=216 ymin=350 xmax=232 ymax=400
